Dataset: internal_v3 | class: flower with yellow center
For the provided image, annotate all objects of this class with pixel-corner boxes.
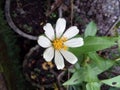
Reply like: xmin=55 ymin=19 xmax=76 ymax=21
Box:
xmin=37 ymin=18 xmax=84 ymax=69
xmin=53 ymin=37 xmax=67 ymax=50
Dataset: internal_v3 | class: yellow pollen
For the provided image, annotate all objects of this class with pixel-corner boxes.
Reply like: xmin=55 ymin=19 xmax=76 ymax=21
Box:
xmin=52 ymin=37 xmax=67 ymax=50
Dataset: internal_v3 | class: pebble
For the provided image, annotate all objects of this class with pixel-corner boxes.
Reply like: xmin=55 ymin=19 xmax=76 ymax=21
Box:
xmin=74 ymin=0 xmax=120 ymax=35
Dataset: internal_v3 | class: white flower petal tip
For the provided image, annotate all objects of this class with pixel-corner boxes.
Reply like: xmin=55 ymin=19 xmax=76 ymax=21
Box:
xmin=43 ymin=23 xmax=55 ymax=40
xmin=43 ymin=47 xmax=54 ymax=62
xmin=55 ymin=18 xmax=66 ymax=38
xmin=64 ymin=37 xmax=84 ymax=48
xmin=63 ymin=26 xmax=79 ymax=39
xmin=37 ymin=36 xmax=51 ymax=48
xmin=55 ymin=50 xmax=65 ymax=70
xmin=57 ymin=65 xmax=65 ymax=70
xmin=57 ymin=18 xmax=66 ymax=23
xmin=60 ymin=50 xmax=78 ymax=64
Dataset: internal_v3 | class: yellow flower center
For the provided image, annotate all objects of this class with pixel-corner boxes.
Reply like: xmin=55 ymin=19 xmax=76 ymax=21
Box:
xmin=52 ymin=37 xmax=67 ymax=50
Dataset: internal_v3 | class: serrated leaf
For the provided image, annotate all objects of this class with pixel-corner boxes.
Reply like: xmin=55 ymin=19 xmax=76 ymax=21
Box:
xmin=101 ymin=75 xmax=120 ymax=88
xmin=84 ymin=21 xmax=97 ymax=38
xmin=86 ymin=82 xmax=101 ymax=90
xmin=70 ymin=36 xmax=117 ymax=54
xmin=88 ymin=52 xmax=115 ymax=74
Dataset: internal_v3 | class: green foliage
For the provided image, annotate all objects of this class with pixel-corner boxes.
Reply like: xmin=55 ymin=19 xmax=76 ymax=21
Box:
xmin=83 ymin=65 xmax=99 ymax=83
xmin=70 ymin=36 xmax=117 ymax=54
xmin=109 ymin=87 xmax=120 ymax=90
xmin=84 ymin=21 xmax=97 ymax=37
xmin=63 ymin=70 xmax=84 ymax=85
xmin=86 ymin=82 xmax=101 ymax=90
xmin=88 ymin=52 xmax=115 ymax=74
xmin=63 ymin=64 xmax=99 ymax=86
xmin=64 ymin=21 xmax=120 ymax=90
xmin=101 ymin=75 xmax=120 ymax=88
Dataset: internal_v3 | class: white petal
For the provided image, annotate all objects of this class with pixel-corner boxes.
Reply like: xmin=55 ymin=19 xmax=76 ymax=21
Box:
xmin=37 ymin=36 xmax=51 ymax=48
xmin=43 ymin=23 xmax=55 ymax=40
xmin=43 ymin=47 xmax=54 ymax=62
xmin=55 ymin=50 xmax=65 ymax=69
xmin=60 ymin=50 xmax=78 ymax=64
xmin=64 ymin=37 xmax=84 ymax=48
xmin=55 ymin=18 xmax=66 ymax=38
xmin=63 ymin=26 xmax=79 ymax=39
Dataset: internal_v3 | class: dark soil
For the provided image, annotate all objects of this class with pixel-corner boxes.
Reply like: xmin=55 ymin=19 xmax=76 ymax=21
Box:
xmin=10 ymin=0 xmax=47 ymax=36
xmin=23 ymin=45 xmax=65 ymax=89
xmin=74 ymin=0 xmax=120 ymax=35
xmin=23 ymin=45 xmax=56 ymax=87
xmin=10 ymin=0 xmax=120 ymax=36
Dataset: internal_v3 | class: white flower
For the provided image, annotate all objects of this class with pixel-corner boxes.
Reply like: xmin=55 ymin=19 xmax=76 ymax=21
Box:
xmin=37 ymin=18 xmax=84 ymax=70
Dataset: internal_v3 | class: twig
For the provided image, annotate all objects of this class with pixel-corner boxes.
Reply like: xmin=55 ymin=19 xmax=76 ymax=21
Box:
xmin=49 ymin=69 xmax=62 ymax=90
xmin=104 ymin=17 xmax=120 ymax=36
xmin=46 ymin=0 xmax=63 ymax=17
xmin=70 ymin=0 xmax=74 ymax=25
xmin=67 ymin=72 xmax=70 ymax=90
xmin=57 ymin=71 xmax=66 ymax=90
xmin=58 ymin=5 xmax=63 ymax=18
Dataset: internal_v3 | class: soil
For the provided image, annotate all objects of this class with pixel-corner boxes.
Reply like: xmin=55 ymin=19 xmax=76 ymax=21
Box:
xmin=10 ymin=0 xmax=120 ymax=36
xmin=74 ymin=0 xmax=120 ymax=35
xmin=23 ymin=46 xmax=56 ymax=86
xmin=10 ymin=0 xmax=47 ymax=36
xmin=23 ymin=45 xmax=71 ymax=89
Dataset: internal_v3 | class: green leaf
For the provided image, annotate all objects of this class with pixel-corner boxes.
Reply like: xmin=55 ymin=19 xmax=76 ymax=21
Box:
xmin=84 ymin=65 xmax=99 ymax=82
xmin=101 ymin=75 xmax=120 ymax=88
xmin=70 ymin=36 xmax=117 ymax=54
xmin=63 ymin=70 xmax=83 ymax=85
xmin=64 ymin=65 xmax=99 ymax=86
xmin=86 ymin=82 xmax=101 ymax=90
xmin=84 ymin=21 xmax=97 ymax=38
xmin=88 ymin=52 xmax=114 ymax=74
xmin=109 ymin=87 xmax=120 ymax=90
